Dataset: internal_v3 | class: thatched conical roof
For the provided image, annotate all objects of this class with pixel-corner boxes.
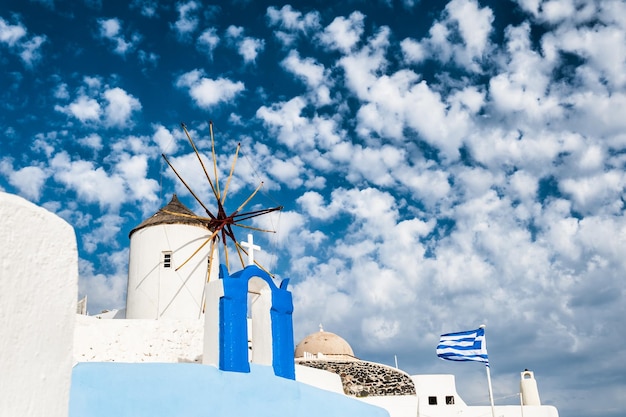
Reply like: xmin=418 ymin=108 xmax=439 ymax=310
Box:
xmin=129 ymin=194 xmax=211 ymax=237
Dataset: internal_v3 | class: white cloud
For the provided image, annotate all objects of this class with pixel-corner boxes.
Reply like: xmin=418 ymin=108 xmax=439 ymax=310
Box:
xmin=445 ymin=0 xmax=494 ymax=60
xmin=53 ymin=82 xmax=69 ymax=99
xmin=225 ymin=25 xmax=265 ymax=64
xmin=115 ymin=153 xmax=160 ymax=211
xmin=256 ymin=96 xmax=309 ymax=148
xmin=97 ymin=18 xmax=140 ymax=56
xmin=415 ymin=0 xmax=494 ymax=71
xmin=78 ymin=256 xmax=128 ymax=314
xmin=176 ymin=69 xmax=245 ymax=108
xmin=400 ymin=38 xmax=426 ymax=64
xmin=172 ymin=0 xmax=200 ymax=39
xmin=77 ymin=133 xmax=103 ymax=151
xmin=130 ymin=0 xmax=159 ymax=18
xmin=318 ymin=11 xmax=365 ymax=53
xmin=508 ymin=170 xmax=539 ymax=202
xmin=152 ymin=124 xmax=178 ymax=154
xmin=347 ymin=145 xmax=404 ymax=187
xmin=238 ymin=37 xmax=264 ymax=63
xmin=297 ymin=191 xmax=338 ymax=220
xmin=267 ymin=156 xmax=304 ymax=189
xmin=50 ymin=152 xmax=126 ymax=210
xmin=82 ymin=213 xmax=124 ymax=253
xmin=554 ymin=24 xmax=626 ymax=89
xmin=281 ymin=50 xmax=325 ymax=88
xmin=19 ymin=34 xmax=46 ymax=65
xmin=489 ymin=22 xmax=561 ymax=122
xmin=266 ymin=5 xmax=320 ymax=32
xmin=0 ymin=16 xmax=46 ymax=66
xmin=2 ymin=164 xmax=48 ymax=201
xmin=542 ymin=0 xmax=577 ymax=23
xmin=266 ymin=5 xmax=321 ymax=47
xmin=559 ymin=171 xmax=624 ymax=215
xmin=0 ymin=17 xmax=27 ymax=46
xmin=280 ymin=50 xmax=332 ymax=105
xmin=60 ymin=95 xmax=102 ymax=123
xmin=196 ymin=28 xmax=219 ymax=58
xmin=54 ymin=85 xmax=141 ymax=128
xmin=103 ymin=87 xmax=142 ymax=128
xmin=346 ymin=57 xmax=479 ymax=160
xmin=337 ymin=26 xmax=391 ymax=102
xmin=99 ymin=17 xmax=121 ymax=38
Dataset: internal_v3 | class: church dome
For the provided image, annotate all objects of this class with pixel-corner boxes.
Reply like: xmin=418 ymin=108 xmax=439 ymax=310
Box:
xmin=295 ymin=327 xmax=356 ymax=360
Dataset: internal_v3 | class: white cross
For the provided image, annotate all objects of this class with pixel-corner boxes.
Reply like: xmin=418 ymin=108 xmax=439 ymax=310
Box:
xmin=240 ymin=233 xmax=261 ymax=266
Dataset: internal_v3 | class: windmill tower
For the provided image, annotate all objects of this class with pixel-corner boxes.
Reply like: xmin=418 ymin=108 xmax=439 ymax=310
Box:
xmin=126 ymin=194 xmax=219 ymax=319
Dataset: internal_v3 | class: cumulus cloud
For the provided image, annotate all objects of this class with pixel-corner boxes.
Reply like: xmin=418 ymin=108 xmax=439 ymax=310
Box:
xmin=62 ymin=95 xmax=101 ymax=122
xmin=0 ymin=161 xmax=48 ymax=201
xmin=256 ymin=97 xmax=349 ymax=162
xmin=403 ymin=0 xmax=494 ymax=72
xmin=400 ymin=38 xmax=426 ymax=64
xmin=97 ymin=17 xmax=141 ymax=55
xmin=77 ymin=133 xmax=103 ymax=152
xmin=0 ymin=17 xmax=26 ymax=46
xmin=103 ymin=87 xmax=142 ymax=127
xmin=225 ymin=25 xmax=265 ymax=64
xmin=196 ymin=27 xmax=219 ymax=58
xmin=266 ymin=5 xmax=321 ymax=47
xmin=152 ymin=124 xmax=178 ymax=154
xmin=50 ymin=152 xmax=127 ymax=210
xmin=54 ymin=81 xmax=141 ymax=128
xmin=0 ymin=16 xmax=46 ymax=66
xmin=176 ymin=69 xmax=245 ymax=108
xmin=130 ymin=0 xmax=159 ymax=18
xmin=317 ymin=11 xmax=365 ymax=53
xmin=172 ymin=0 xmax=200 ymax=39
xmin=78 ymin=256 xmax=128 ymax=314
xmin=281 ymin=50 xmax=332 ymax=105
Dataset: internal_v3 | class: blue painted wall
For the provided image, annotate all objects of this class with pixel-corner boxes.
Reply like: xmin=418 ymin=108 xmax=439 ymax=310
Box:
xmin=69 ymin=362 xmax=389 ymax=417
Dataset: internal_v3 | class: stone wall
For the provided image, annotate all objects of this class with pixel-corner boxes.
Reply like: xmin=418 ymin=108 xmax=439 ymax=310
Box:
xmin=297 ymin=360 xmax=416 ymax=397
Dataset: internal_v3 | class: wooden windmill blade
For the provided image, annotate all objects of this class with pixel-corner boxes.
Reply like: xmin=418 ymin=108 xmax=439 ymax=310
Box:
xmin=162 ymin=122 xmax=283 ymax=280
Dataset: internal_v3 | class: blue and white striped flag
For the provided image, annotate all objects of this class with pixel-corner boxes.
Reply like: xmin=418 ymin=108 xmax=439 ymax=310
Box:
xmin=436 ymin=327 xmax=489 ymax=366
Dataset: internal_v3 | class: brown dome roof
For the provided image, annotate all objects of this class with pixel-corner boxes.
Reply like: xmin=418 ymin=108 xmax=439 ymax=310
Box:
xmin=295 ymin=329 xmax=356 ymax=359
xmin=129 ymin=194 xmax=211 ymax=237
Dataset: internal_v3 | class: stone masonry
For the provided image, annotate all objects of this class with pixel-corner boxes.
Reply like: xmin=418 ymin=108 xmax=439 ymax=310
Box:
xmin=297 ymin=360 xmax=416 ymax=397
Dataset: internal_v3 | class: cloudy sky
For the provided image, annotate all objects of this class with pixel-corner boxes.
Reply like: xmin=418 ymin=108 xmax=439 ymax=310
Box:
xmin=1 ymin=0 xmax=625 ymax=415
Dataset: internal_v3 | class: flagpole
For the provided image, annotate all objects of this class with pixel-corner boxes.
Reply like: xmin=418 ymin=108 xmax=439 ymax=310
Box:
xmin=481 ymin=324 xmax=496 ymax=417
xmin=485 ymin=363 xmax=496 ymax=417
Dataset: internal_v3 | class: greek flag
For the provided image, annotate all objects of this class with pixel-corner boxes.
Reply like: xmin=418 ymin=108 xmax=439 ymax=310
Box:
xmin=436 ymin=327 xmax=489 ymax=366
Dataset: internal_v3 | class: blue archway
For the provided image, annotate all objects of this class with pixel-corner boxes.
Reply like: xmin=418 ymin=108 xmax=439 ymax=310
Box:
xmin=217 ymin=264 xmax=295 ymax=380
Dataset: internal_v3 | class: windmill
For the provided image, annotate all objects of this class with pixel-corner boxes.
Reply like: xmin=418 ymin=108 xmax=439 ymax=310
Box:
xmin=161 ymin=121 xmax=282 ymax=280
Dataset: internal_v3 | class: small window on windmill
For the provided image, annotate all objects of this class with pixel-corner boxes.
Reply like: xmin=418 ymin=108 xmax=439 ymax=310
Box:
xmin=446 ymin=396 xmax=455 ymax=405
xmin=428 ymin=396 xmax=437 ymax=405
xmin=163 ymin=252 xmax=172 ymax=268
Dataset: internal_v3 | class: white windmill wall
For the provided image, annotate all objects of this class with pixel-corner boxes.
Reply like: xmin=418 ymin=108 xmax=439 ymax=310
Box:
xmin=126 ymin=223 xmax=219 ymax=319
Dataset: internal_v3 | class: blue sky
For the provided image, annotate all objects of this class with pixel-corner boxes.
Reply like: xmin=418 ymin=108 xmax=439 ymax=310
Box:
xmin=1 ymin=0 xmax=625 ymax=416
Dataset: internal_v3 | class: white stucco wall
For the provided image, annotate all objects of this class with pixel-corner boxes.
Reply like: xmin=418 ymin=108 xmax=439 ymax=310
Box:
xmin=357 ymin=395 xmax=418 ymax=417
xmin=74 ymin=315 xmax=204 ymax=363
xmin=0 ymin=192 xmax=77 ymax=417
xmin=295 ymin=364 xmax=345 ymax=394
xmin=127 ymin=224 xmax=218 ymax=319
